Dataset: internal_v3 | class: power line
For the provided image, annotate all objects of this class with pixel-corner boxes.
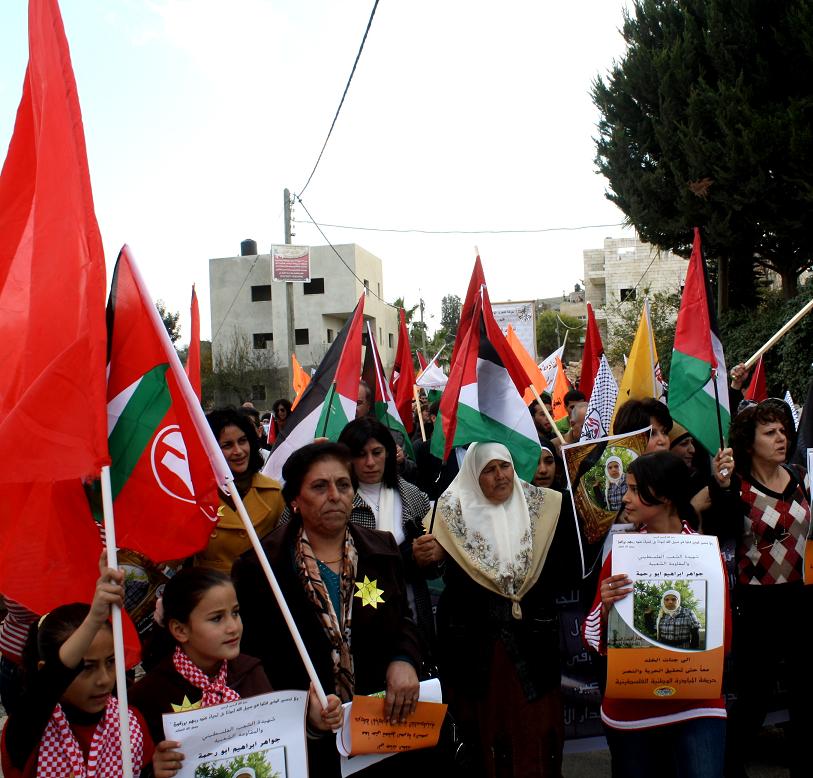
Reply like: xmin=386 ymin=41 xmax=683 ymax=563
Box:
xmin=297 ymin=0 xmax=380 ymax=199
xmin=298 ymin=219 xmax=625 ymax=235
xmin=296 ymin=195 xmax=398 ymax=310
xmin=211 ymin=253 xmax=263 ymax=343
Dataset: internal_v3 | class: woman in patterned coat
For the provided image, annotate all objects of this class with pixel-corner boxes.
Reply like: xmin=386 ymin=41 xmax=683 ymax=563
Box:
xmin=415 ymin=442 xmax=576 ymax=778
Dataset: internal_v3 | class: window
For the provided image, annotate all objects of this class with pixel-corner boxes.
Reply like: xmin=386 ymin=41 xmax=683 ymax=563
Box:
xmin=251 ymin=384 xmax=267 ymax=402
xmin=620 ymin=288 xmax=637 ymax=301
xmin=253 ymin=332 xmax=273 ymax=349
xmin=303 ymin=278 xmax=324 ymax=295
xmin=361 ymin=330 xmax=370 ymax=347
xmin=327 ymin=328 xmax=334 ymax=343
xmin=379 ymin=327 xmax=382 ymax=344
xmin=295 ymin=328 xmax=309 ymax=345
xmin=251 ymin=284 xmax=271 ymax=302
xmin=388 ymin=333 xmax=394 ymax=348
xmin=377 ymin=283 xmax=381 ymax=298
xmin=363 ymin=279 xmax=370 ymax=294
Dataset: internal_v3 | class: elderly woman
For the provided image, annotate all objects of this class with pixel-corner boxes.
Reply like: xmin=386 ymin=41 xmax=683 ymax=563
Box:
xmin=414 ymin=442 xmax=576 ymax=777
xmin=709 ymin=399 xmax=811 ymax=778
xmin=194 ymin=408 xmax=283 ymax=572
xmin=337 ymin=417 xmax=436 ymax=647
xmin=233 ymin=442 xmax=436 ymax=777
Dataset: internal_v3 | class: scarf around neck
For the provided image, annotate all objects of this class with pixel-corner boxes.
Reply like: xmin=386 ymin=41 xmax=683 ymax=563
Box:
xmin=172 ymin=645 xmax=240 ymax=707
xmin=37 ymin=696 xmax=144 ymax=778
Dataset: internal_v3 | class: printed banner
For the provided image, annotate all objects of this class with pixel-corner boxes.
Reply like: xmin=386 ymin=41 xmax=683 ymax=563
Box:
xmin=492 ymin=300 xmax=537 ymax=361
xmin=606 ymin=533 xmax=725 ymax=700
xmin=162 ymin=691 xmax=308 ymax=778
xmin=562 ymin=428 xmax=650 ymax=577
xmin=272 ymin=245 xmax=311 ymax=282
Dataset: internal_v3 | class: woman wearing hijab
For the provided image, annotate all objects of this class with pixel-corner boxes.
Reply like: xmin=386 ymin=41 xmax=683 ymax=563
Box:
xmin=414 ymin=442 xmax=576 ymax=778
xmin=646 ymin=589 xmax=701 ymax=649
xmin=602 ymin=456 xmax=627 ymax=512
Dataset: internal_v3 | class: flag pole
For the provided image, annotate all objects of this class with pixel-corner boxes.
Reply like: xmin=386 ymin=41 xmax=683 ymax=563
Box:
xmin=413 ymin=386 xmax=427 ymax=442
xmin=227 ymin=480 xmax=330 ymax=709
xmin=530 ymin=385 xmax=566 ymax=446
xmin=711 ymin=369 xmax=726 ymax=454
xmin=99 ymin=466 xmax=134 ymax=778
xmin=743 ymin=297 xmax=813 ymax=369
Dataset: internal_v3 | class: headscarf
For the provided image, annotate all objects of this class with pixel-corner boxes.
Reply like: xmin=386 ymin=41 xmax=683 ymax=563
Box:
xmin=431 ymin=442 xmax=561 ymax=618
xmin=604 ymin=456 xmax=624 ymax=484
xmin=656 ymin=589 xmax=681 ymax=636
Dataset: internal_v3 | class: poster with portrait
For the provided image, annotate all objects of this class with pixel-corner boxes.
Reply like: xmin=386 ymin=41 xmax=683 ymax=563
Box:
xmin=805 ymin=449 xmax=813 ymax=585
xmin=606 ymin=533 xmax=725 ymax=700
xmin=562 ymin=427 xmax=650 ymax=577
xmin=162 ymin=691 xmax=308 ymax=778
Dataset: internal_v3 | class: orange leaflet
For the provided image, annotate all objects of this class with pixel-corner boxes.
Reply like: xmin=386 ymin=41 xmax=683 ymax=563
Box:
xmin=346 ymin=696 xmax=447 ymax=756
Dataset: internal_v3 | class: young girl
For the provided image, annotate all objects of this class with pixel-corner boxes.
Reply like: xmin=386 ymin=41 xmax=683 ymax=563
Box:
xmin=130 ymin=567 xmax=342 ymax=777
xmin=0 ymin=556 xmax=153 ymax=777
xmin=582 ymin=452 xmax=730 ymax=778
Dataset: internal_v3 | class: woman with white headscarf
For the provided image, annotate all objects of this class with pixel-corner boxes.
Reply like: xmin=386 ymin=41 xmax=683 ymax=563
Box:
xmin=603 ymin=455 xmax=627 ymax=512
xmin=414 ymin=442 xmax=577 ymax=778
xmin=649 ymin=589 xmax=701 ymax=649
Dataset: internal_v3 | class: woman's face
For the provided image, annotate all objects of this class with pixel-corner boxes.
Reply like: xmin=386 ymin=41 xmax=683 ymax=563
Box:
xmin=171 ymin=583 xmax=242 ymax=673
xmin=218 ymin=424 xmax=251 ymax=475
xmin=750 ymin=420 xmax=787 ymax=467
xmin=291 ymin=457 xmax=355 ymax=538
xmin=533 ymin=404 xmax=552 ymax=434
xmin=607 ymin=461 xmax=622 ymax=479
xmin=353 ymin=438 xmax=387 ymax=484
xmin=663 ymin=594 xmax=679 ymax=610
xmin=646 ymin=419 xmax=670 ymax=452
xmin=621 ymin=473 xmax=666 ymax=526
xmin=478 ymin=459 xmax=515 ymax=504
xmin=533 ymin=450 xmax=556 ymax=488
xmin=672 ymin=437 xmax=695 ymax=467
xmin=61 ymin=628 xmax=116 ymax=714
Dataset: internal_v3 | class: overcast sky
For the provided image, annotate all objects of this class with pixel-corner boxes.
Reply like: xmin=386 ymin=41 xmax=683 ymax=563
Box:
xmin=0 ymin=0 xmax=636 ymax=345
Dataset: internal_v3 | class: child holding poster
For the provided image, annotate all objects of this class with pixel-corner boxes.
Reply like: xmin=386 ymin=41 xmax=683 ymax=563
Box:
xmin=0 ymin=554 xmax=154 ymax=778
xmin=582 ymin=452 xmax=730 ymax=778
xmin=130 ymin=568 xmax=342 ymax=777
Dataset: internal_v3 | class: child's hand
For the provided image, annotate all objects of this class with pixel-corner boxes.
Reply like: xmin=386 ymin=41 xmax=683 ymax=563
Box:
xmin=153 ymin=740 xmax=184 ymax=778
xmin=89 ymin=549 xmax=125 ymax=626
xmin=307 ymin=686 xmax=343 ymax=732
xmin=600 ymin=573 xmax=632 ymax=617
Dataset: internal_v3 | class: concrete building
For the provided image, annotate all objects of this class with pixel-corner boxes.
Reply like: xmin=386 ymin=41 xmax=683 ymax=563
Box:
xmin=583 ymin=235 xmax=687 ymax=340
xmin=209 ymin=242 xmax=398 ymax=406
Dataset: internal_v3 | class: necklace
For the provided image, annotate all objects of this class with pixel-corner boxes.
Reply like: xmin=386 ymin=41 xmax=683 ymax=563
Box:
xmin=319 ymin=557 xmax=343 ymax=565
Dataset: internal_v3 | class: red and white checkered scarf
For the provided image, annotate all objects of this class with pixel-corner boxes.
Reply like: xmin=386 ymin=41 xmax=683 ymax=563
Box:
xmin=37 ymin=696 xmax=144 ymax=778
xmin=172 ymin=646 xmax=240 ymax=707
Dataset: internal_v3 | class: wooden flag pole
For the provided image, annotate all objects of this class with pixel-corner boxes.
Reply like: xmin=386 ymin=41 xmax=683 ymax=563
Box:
xmin=530 ymin=385 xmax=566 ymax=446
xmin=100 ymin=466 xmax=134 ymax=778
xmin=227 ymin=480 xmax=329 ymax=709
xmin=744 ymin=297 xmax=813 ymax=369
xmin=413 ymin=385 xmax=426 ymax=442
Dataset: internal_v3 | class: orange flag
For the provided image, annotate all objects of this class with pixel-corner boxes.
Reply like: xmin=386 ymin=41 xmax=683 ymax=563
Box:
xmin=290 ymin=353 xmax=311 ymax=411
xmin=551 ymin=357 xmax=571 ymax=420
xmin=184 ymin=284 xmax=202 ymax=401
xmin=505 ymin=324 xmax=548 ymax=404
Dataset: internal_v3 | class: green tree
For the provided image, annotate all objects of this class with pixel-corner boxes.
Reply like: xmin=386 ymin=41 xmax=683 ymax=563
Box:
xmin=536 ymin=310 xmax=584 ymax=363
xmin=593 ymin=0 xmax=813 ymax=307
xmin=392 ymin=297 xmax=419 ymax=323
xmin=605 ymin=290 xmax=681 ymax=378
xmin=156 ymin=300 xmax=181 ymax=344
xmin=212 ymin=327 xmax=285 ymax=406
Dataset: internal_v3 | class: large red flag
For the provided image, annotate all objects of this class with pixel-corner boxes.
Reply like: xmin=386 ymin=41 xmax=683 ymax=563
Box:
xmin=0 ymin=0 xmax=108 ymax=482
xmin=105 ymin=246 xmax=230 ymax=562
xmin=579 ymin=302 xmax=604 ymax=401
xmin=449 ymin=255 xmax=487 ymax=368
xmin=390 ymin=308 xmax=416 ymax=434
xmin=185 ymin=284 xmax=202 ymax=401
xmin=0 ymin=0 xmax=109 ymax=616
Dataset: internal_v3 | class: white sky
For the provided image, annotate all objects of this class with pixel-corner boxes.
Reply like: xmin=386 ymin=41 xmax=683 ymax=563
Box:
xmin=0 ymin=0 xmax=636 ymax=346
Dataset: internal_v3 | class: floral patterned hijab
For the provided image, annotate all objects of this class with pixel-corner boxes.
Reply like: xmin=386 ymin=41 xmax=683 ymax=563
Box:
xmin=432 ymin=442 xmax=561 ymax=618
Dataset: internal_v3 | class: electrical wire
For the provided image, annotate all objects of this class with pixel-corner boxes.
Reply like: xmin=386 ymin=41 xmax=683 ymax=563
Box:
xmin=298 ymin=0 xmax=380 ymax=199
xmin=298 ymin=219 xmax=625 ymax=235
xmin=211 ymin=253 xmax=263 ymax=343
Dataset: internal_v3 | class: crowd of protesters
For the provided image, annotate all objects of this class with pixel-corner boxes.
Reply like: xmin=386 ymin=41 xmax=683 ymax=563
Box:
xmin=0 ymin=360 xmax=809 ymax=778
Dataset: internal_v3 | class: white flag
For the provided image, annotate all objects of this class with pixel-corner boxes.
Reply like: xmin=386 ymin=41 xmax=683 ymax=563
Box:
xmin=580 ymin=354 xmax=618 ymax=441
xmin=538 ymin=345 xmax=564 ymax=389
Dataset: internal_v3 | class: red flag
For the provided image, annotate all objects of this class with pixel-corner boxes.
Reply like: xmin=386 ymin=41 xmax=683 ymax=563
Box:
xmin=449 ymin=255 xmax=487 ymax=368
xmin=0 ymin=0 xmax=109 ymax=620
xmin=390 ymin=308 xmax=417 ymax=434
xmin=743 ymin=356 xmax=768 ymax=402
xmin=0 ymin=0 xmax=108 ymax=482
xmin=185 ymin=284 xmax=202 ymax=401
xmin=105 ymin=246 xmax=230 ymax=562
xmin=416 ymin=350 xmax=429 ymax=371
xmin=579 ymin=302 xmax=604 ymax=401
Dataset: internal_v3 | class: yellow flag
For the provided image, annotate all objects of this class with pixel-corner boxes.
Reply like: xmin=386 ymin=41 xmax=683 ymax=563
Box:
xmin=614 ymin=299 xmax=663 ymax=419
xmin=505 ymin=324 xmax=548 ymax=404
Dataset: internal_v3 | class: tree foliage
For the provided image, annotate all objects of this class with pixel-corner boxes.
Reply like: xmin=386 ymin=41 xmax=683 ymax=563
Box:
xmin=536 ymin=310 xmax=584 ymax=363
xmin=593 ymin=0 xmax=813 ymax=304
xmin=632 ymin=579 xmax=706 ymax=639
xmin=156 ymin=300 xmax=181 ymax=344
xmin=212 ymin=327 xmax=284 ymax=406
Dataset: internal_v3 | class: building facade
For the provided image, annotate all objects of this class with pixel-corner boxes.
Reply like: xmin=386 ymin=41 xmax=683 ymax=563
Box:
xmin=209 ymin=242 xmax=398 ymax=406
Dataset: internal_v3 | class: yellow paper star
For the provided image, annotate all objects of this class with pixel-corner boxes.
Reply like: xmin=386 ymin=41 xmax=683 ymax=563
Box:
xmin=171 ymin=695 xmax=202 ymax=713
xmin=354 ymin=575 xmax=385 ymax=608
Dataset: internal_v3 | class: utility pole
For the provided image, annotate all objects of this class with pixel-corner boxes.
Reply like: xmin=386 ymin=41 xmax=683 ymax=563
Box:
xmin=419 ymin=296 xmax=427 ymax=352
xmin=284 ymin=188 xmax=296 ymax=397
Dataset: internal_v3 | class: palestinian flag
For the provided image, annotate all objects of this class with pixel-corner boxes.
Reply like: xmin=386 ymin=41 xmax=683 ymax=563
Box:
xmin=361 ymin=322 xmax=415 ymax=458
xmin=390 ymin=308 xmax=417 ymax=435
xmin=264 ymin=295 xmax=365 ymax=480
xmin=579 ymin=302 xmax=604 ymax=401
xmin=105 ymin=246 xmax=230 ymax=562
xmin=449 ymin=255 xmax=486 ymax=367
xmin=431 ymin=289 xmax=541 ymax=482
xmin=669 ymin=228 xmax=730 ymax=455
